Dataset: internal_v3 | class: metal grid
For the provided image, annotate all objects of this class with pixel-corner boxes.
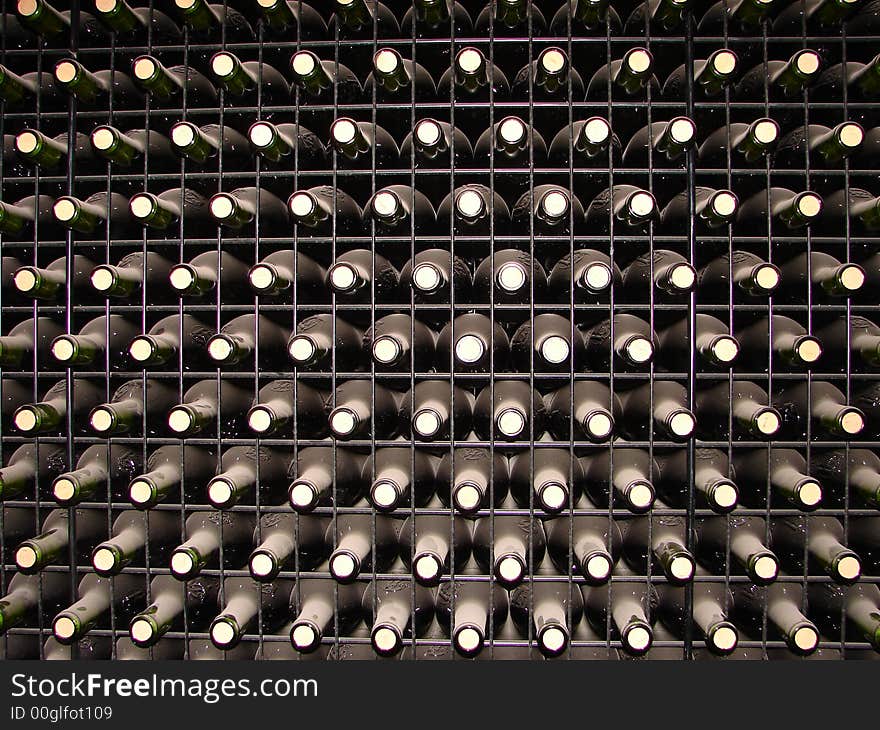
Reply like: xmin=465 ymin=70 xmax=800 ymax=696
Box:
xmin=0 ymin=0 xmax=878 ymax=661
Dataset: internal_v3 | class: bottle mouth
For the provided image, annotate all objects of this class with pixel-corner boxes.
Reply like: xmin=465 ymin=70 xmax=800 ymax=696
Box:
xmin=411 ymin=262 xmax=443 ymax=293
xmin=291 ymin=51 xmax=318 ymax=78
xmin=50 ymin=335 xmax=80 ymax=363
xmin=748 ymin=552 xmax=779 ymax=585
xmin=248 ymin=264 xmax=283 ymax=293
xmin=13 ymin=267 xmax=40 ymax=293
xmin=537 ymin=623 xmax=568 ymax=657
xmin=90 ymin=265 xmax=118 ymax=293
xmin=622 ymin=335 xmax=654 ymax=365
xmin=539 ymin=335 xmax=571 ymax=366
xmin=832 ymin=553 xmax=862 ymax=584
xmin=625 ymin=480 xmax=655 ymax=512
xmin=331 ymin=118 xmax=358 ymax=146
xmin=170 ymin=547 xmax=200 ymax=579
xmin=290 ymin=621 xmax=323 ymax=653
xmin=248 ymin=122 xmax=277 ymax=150
xmin=129 ymin=335 xmax=164 ymax=364
xmin=622 ymin=622 xmax=652 ymax=656
xmin=329 ymin=549 xmax=361 ymax=582
xmin=579 ymin=261 xmax=613 ymax=292
xmin=412 ymin=408 xmax=442 ymax=438
xmin=288 ymin=191 xmax=319 ymax=221
xmin=52 ymin=475 xmax=80 ymax=505
xmin=170 ymin=122 xmax=198 ymax=150
xmin=247 ymin=405 xmax=276 ymax=435
xmin=288 ymin=335 xmax=318 ymax=364
xmin=707 ymin=479 xmax=739 ymax=512
xmin=835 ymin=407 xmax=865 ymax=436
xmin=372 ymin=336 xmax=403 ymax=365
xmin=249 ymin=550 xmax=279 ymax=581
xmin=208 ymin=194 xmax=236 ymax=222
xmin=456 ymin=47 xmax=484 ymax=75
xmin=52 ymin=614 xmax=81 ymax=645
xmin=289 ymin=479 xmax=318 ymax=512
xmin=328 ymin=262 xmax=360 ymax=293
xmin=539 ymin=48 xmax=566 ymax=75
xmin=455 ymin=334 xmax=486 ymax=365
xmin=496 ymin=407 xmax=526 ymax=438
xmin=210 ymin=616 xmax=241 ymax=649
xmin=455 ymin=189 xmax=486 ymax=222
xmin=453 ymin=481 xmax=483 ymax=514
xmin=789 ymin=623 xmax=819 ymax=655
xmin=539 ymin=190 xmax=570 ymax=222
xmin=496 ymin=262 xmax=527 ymax=293
xmin=537 ymin=480 xmax=568 ymax=513
xmin=794 ymin=478 xmax=823 ymax=510
xmin=167 ymin=405 xmax=198 ymax=435
xmin=129 ymin=477 xmax=158 ymax=508
xmin=207 ymin=334 xmax=235 ymax=363
xmin=13 ymin=404 xmax=49 ymax=433
xmin=751 ymin=407 xmax=781 ymax=437
xmin=91 ymin=544 xmax=122 ymax=575
xmin=371 ymin=624 xmax=402 ymax=656
xmin=168 ymin=264 xmax=199 ymax=293
xmin=665 ymin=551 xmax=695 ymax=584
xmin=707 ymin=622 xmax=739 ymax=655
xmin=89 ymin=406 xmax=119 ymax=434
xmin=581 ymin=550 xmax=613 ymax=583
xmin=14 ymin=543 xmax=40 ymax=573
xmin=415 ymin=120 xmax=443 ymax=148
xmin=665 ymin=409 xmax=696 ymax=439
xmin=664 ymin=263 xmax=696 ymax=293
xmin=207 ymin=477 xmax=236 ymax=509
xmin=130 ymin=615 xmax=160 ymax=647
xmin=370 ymin=479 xmax=400 ymax=511
xmin=707 ymin=335 xmax=739 ymax=365
xmin=329 ymin=407 xmax=359 ymax=438
xmin=413 ymin=551 xmax=443 ymax=585
xmin=495 ymin=553 xmax=525 ymax=586
xmin=582 ymin=409 xmax=614 ymax=441
xmin=453 ymin=624 xmax=485 ymax=657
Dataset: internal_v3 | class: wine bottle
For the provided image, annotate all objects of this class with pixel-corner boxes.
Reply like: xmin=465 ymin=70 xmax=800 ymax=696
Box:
xmin=365 ymin=314 xmax=436 ymax=372
xmin=436 ymin=448 xmax=510 ymax=514
xmin=170 ymin=0 xmax=255 ymax=46
xmin=364 ymin=185 xmax=436 ymax=234
xmin=169 ymin=251 xmax=250 ymax=300
xmin=362 ymin=579 xmax=434 ymax=657
xmin=400 ymin=248 xmax=472 ymax=304
xmin=398 ymin=514 xmax=471 ymax=586
xmin=129 ymin=575 xmax=220 ymax=647
xmin=698 ymin=119 xmax=781 ymax=166
xmin=696 ymin=251 xmax=781 ymax=301
xmin=364 ymin=49 xmax=435 ymax=133
xmin=512 ymin=184 xmax=584 ymax=235
xmin=510 ymin=581 xmax=584 ymax=657
xmin=288 ymin=580 xmax=362 ymax=653
xmin=583 ymin=577 xmax=657 ymax=656
xmin=399 ymin=379 xmax=474 ymax=441
xmin=659 ymin=187 xmax=740 ymax=231
xmin=331 ymin=0 xmax=398 ymax=44
xmin=622 ymin=508 xmax=697 ymax=584
xmin=777 ymin=251 xmax=865 ymax=301
xmin=253 ymin=0 xmax=325 ymax=38
xmin=0 ymin=62 xmax=62 ymax=109
xmin=287 ymin=186 xmax=363 ymax=236
xmin=695 ymin=381 xmax=782 ymax=440
xmin=365 ymin=447 xmax=437 ymax=511
xmin=808 ymin=582 xmax=880 ymax=651
xmin=52 ymin=315 xmax=140 ymax=366
xmin=584 ymin=185 xmax=658 ymax=232
xmin=473 ymin=515 xmax=546 ymax=587
xmin=88 ymin=378 xmax=178 ymax=436
xmin=773 ymin=0 xmax=862 ymax=34
xmin=475 ymin=0 xmax=547 ymax=36
xmin=168 ymin=378 xmax=253 ymax=438
xmin=436 ymin=46 xmax=510 ymax=116
xmin=545 ymin=381 xmax=621 ymax=442
xmin=90 ymin=510 xmax=179 ymax=576
xmin=52 ymin=574 xmax=145 ymax=645
xmin=547 ymin=511 xmax=621 ymax=584
xmin=772 ymin=380 xmax=865 ymax=438
xmin=656 ymin=314 xmax=740 ymax=370
xmin=52 ymin=58 xmax=140 ymax=106
xmin=0 ymin=443 xmax=67 ymax=502
xmin=89 ymin=125 xmax=176 ymax=170
xmin=247 ymin=120 xmax=325 ymax=169
xmin=549 ymin=116 xmax=618 ymax=167
xmin=736 ymin=315 xmax=822 ymax=369
xmin=0 ymin=317 xmax=64 ymax=368
xmin=131 ymin=55 xmax=217 ymax=107
xmin=810 ymin=448 xmax=880 ymax=509
xmin=511 ymin=314 xmax=585 ymax=373
xmin=287 ymin=315 xmax=364 ymax=372
xmin=695 ymin=514 xmax=780 ymax=585
xmin=14 ymin=129 xmax=97 ymax=172
xmin=206 ymin=446 xmax=293 ymax=510
xmin=128 ymin=188 xmax=212 ymax=233
xmin=287 ymin=447 xmax=364 ymax=513
xmin=249 ymin=250 xmax=327 ymax=301
xmin=51 ymin=444 xmax=142 ymax=506
xmin=733 ymin=448 xmax=823 ymax=511
xmin=288 ymin=50 xmax=361 ymax=105
xmin=657 ymin=448 xmax=740 ymax=513
xmin=12 ymin=378 xmax=103 ymax=435
xmin=581 ymin=448 xmax=658 ymax=513
xmin=813 ymin=315 xmax=880 ymax=370
xmin=400 ymin=119 xmax=473 ymax=171
xmin=327 ymin=513 xmax=399 ymax=582
xmin=328 ymin=380 xmax=400 ymax=440
xmin=546 ymin=249 xmax=620 ymax=303
xmin=619 ymin=249 xmax=697 ymax=300
xmin=0 ymin=571 xmax=68 ymax=634
xmin=473 ymin=117 xmax=549 ymax=188
xmin=206 ymin=315 xmax=291 ymax=366
xmin=473 ymin=379 xmax=546 ymax=441
xmin=509 ymin=447 xmax=583 ymax=514
xmin=697 ymin=0 xmax=779 ymax=36
xmin=0 ymin=194 xmax=57 ymax=238
xmin=329 ymin=117 xmax=399 ymax=173
xmin=169 ymin=122 xmax=251 ymax=167
xmin=208 ymin=50 xmax=290 ymax=107
xmin=731 ymin=582 xmax=820 ymax=655
xmin=91 ymin=251 xmax=174 ymax=300
xmin=436 ymin=313 xmax=510 ymax=373
xmin=735 ymin=49 xmax=823 ymax=102
xmin=549 ymin=0 xmax=622 ymax=34
xmin=92 ymin=0 xmax=181 ymax=42
xmin=435 ymin=580 xmax=509 ymax=657
xmin=169 ymin=511 xmax=255 ymax=580
xmin=771 ymin=516 xmax=862 ymax=584
xmin=622 ymin=117 xmax=698 ymax=166
xmin=658 ymin=580 xmax=739 ymax=656
xmin=14 ymin=508 xmax=105 ymax=573
xmin=437 ymin=183 xmax=511 ymax=236
xmin=328 ymin=248 xmax=400 ymax=304
xmin=12 ymin=254 xmax=94 ymax=301
xmin=209 ymin=578 xmax=291 ymax=649
xmin=583 ymin=313 xmax=658 ymax=370
xmin=662 ymin=49 xmax=740 ymax=101
xmin=52 ymin=191 xmax=134 ymax=234
xmin=209 ymin=187 xmax=289 ymax=231
xmin=624 ymin=0 xmax=691 ymax=34
xmin=774 ymin=122 xmax=865 ymax=167
xmin=619 ymin=380 xmax=696 ymax=441
xmin=128 ymin=314 xmax=215 ymax=368
xmin=128 ymin=444 xmax=217 ymax=509
xmin=812 ymin=53 xmax=880 ymax=104
xmin=512 ymin=47 xmax=584 ymax=100
xmin=246 ymin=380 xmax=329 ymax=438
xmin=248 ymin=511 xmax=327 ymax=581
xmin=585 ymin=47 xmax=658 ymax=101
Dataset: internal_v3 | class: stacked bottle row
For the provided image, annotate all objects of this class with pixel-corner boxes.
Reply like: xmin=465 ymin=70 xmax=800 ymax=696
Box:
xmin=5 ymin=0 xmax=878 ymax=52
xmin=2 ymin=499 xmax=879 ymax=658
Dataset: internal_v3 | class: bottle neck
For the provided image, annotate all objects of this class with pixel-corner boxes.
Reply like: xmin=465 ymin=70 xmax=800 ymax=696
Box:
xmin=129 ymin=462 xmax=182 ymax=508
xmin=172 ymin=526 xmax=221 ymax=578
xmin=90 ymin=397 xmax=142 ymax=435
xmin=130 ymin=585 xmax=185 ymax=647
xmin=0 ymin=199 xmax=35 ymax=235
xmin=292 ymin=593 xmax=336 ymax=650
xmin=18 ymin=0 xmax=69 ymax=38
xmin=0 ymin=64 xmax=36 ymax=104
xmin=0 ymin=332 xmax=33 ymax=366
xmin=177 ymin=0 xmax=220 ymax=31
xmin=130 ymin=192 xmax=181 ymax=230
xmin=54 ymin=580 xmax=112 ymax=644
xmin=53 ymin=196 xmax=108 ymax=233
xmin=251 ymin=527 xmax=296 ymax=580
xmin=94 ymin=0 xmax=144 ymax=33
xmin=213 ymin=590 xmax=260 ymax=647
xmin=211 ymin=53 xmax=256 ymax=97
xmin=16 ymin=130 xmax=67 ymax=169
xmin=54 ymin=60 xmax=106 ymax=104
xmin=133 ymin=56 xmax=183 ymax=100
xmin=53 ymin=459 xmax=110 ymax=505
xmin=0 ymin=579 xmax=39 ymax=632
xmin=16 ymin=525 xmax=69 ymax=573
xmin=171 ymin=123 xmax=218 ymax=164
xmin=91 ymin=126 xmax=145 ymax=166
xmin=92 ymin=522 xmax=146 ymax=576
xmin=0 ymin=459 xmax=36 ymax=500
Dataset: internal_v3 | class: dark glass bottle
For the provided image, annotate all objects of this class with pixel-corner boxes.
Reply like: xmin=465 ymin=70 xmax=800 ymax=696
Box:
xmin=92 ymin=0 xmax=181 ymax=42
xmin=619 ymin=380 xmax=696 ymax=442
xmin=248 ymin=250 xmax=327 ymax=301
xmin=584 ymin=185 xmax=659 ymax=233
xmin=774 ymin=122 xmax=865 ymax=168
xmin=621 ymin=118 xmax=698 ymax=167
xmin=657 ymin=448 xmax=740 ymax=513
xmin=512 ymin=47 xmax=584 ymax=101
xmin=205 ymin=446 xmax=293 ymax=510
xmin=12 ymin=379 xmax=103 ymax=436
xmin=52 ymin=574 xmax=145 ymax=645
xmin=90 ymin=252 xmax=174 ymax=301
xmin=772 ymin=380 xmax=865 ymax=439
xmin=131 ymin=55 xmax=217 ymax=108
xmin=547 ymin=249 xmax=620 ymax=303
xmin=0 ymin=317 xmax=64 ymax=368
xmin=14 ymin=129 xmax=97 ymax=173
xmin=52 ymin=192 xmax=135 ymax=235
xmin=128 ymin=444 xmax=217 ymax=509
xmin=695 ymin=381 xmax=782 ymax=440
xmin=206 ymin=315 xmax=291 ymax=367
xmin=364 ymin=447 xmax=437 ymax=512
xmin=398 ymin=514 xmax=472 ymax=586
xmin=732 ymin=448 xmax=823 ymax=511
xmin=53 ymin=58 xmax=140 ymax=107
xmin=622 ymin=509 xmax=697 ymax=584
xmin=208 ymin=50 xmax=291 ymax=107
xmin=581 ymin=448 xmax=658 ymax=513
xmin=128 ymin=188 xmax=212 ymax=234
xmin=583 ymin=313 xmax=658 ymax=371
xmin=510 ymin=581 xmax=584 ymax=657
xmin=511 ymin=314 xmax=586 ymax=373
xmin=90 ymin=510 xmax=179 ymax=576
xmin=695 ymin=514 xmax=780 ymax=585
xmin=362 ymin=579 xmax=435 ymax=657
xmin=208 ymin=578 xmax=291 ymax=649
xmin=662 ymin=49 xmax=740 ymax=101
xmin=731 ymin=582 xmax=820 ymax=655
xmin=771 ymin=516 xmax=862 ymax=585
xmin=89 ymin=126 xmax=176 ymax=171
xmin=473 ymin=515 xmax=546 ymax=587
xmin=248 ymin=511 xmax=327 ymax=582
xmin=247 ymin=121 xmax=325 ymax=169
xmin=14 ymin=508 xmax=105 ymax=574
xmin=328 ymin=380 xmax=400 ymax=440
xmin=288 ymin=186 xmax=363 ymax=236
xmin=435 ymin=580 xmax=509 ymax=658
xmin=287 ymin=447 xmax=364 ymax=513
xmin=810 ymin=448 xmax=880 ymax=509
xmin=399 ymin=380 xmax=474 ymax=442
xmin=287 ymin=315 xmax=364 ymax=372
xmin=736 ymin=315 xmax=822 ymax=370
xmin=169 ymin=511 xmax=255 ymax=580
xmin=11 ymin=254 xmax=94 ymax=302
xmin=288 ymin=580 xmax=362 ymax=653
xmin=698 ymin=119 xmax=781 ymax=166
xmin=473 ymin=380 xmax=546 ymax=442
xmin=288 ymin=50 xmax=362 ymax=106
xmin=583 ymin=578 xmax=657 ymax=657
xmin=509 ymin=447 xmax=583 ymax=514
xmin=364 ymin=185 xmax=436 ymax=235
xmin=436 ymin=448 xmax=510 ymax=514
xmin=245 ymin=380 xmax=329 ymax=439
xmin=656 ymin=314 xmax=740 ymax=371
xmin=51 ymin=444 xmax=142 ymax=506
xmin=0 ymin=571 xmax=68 ymax=634
xmin=51 ymin=315 xmax=139 ymax=367
xmin=326 ymin=514 xmax=399 ymax=583
xmin=658 ymin=581 xmax=739 ymax=656
xmin=545 ymin=381 xmax=621 ymax=442
xmin=585 ymin=47 xmax=659 ymax=101
xmin=659 ymin=187 xmax=740 ymax=231
xmin=169 ymin=122 xmax=251 ymax=168
xmin=734 ymin=49 xmax=824 ymax=102
xmin=169 ymin=251 xmax=251 ymax=300
xmin=808 ymin=582 xmax=880 ymax=651
xmin=127 ymin=314 xmax=215 ymax=369
xmin=547 ymin=512 xmax=621 ymax=585
xmin=696 ymin=251 xmax=781 ymax=301
xmin=513 ymin=184 xmax=584 ymax=235
xmin=88 ymin=378 xmax=178 ymax=436
xmin=208 ymin=187 xmax=289 ymax=232
xmin=436 ymin=313 xmax=510 ymax=373
xmin=776 ymin=251 xmax=865 ymax=302
xmin=129 ymin=575 xmax=220 ymax=647
xmin=398 ymin=249 xmax=472 ymax=303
